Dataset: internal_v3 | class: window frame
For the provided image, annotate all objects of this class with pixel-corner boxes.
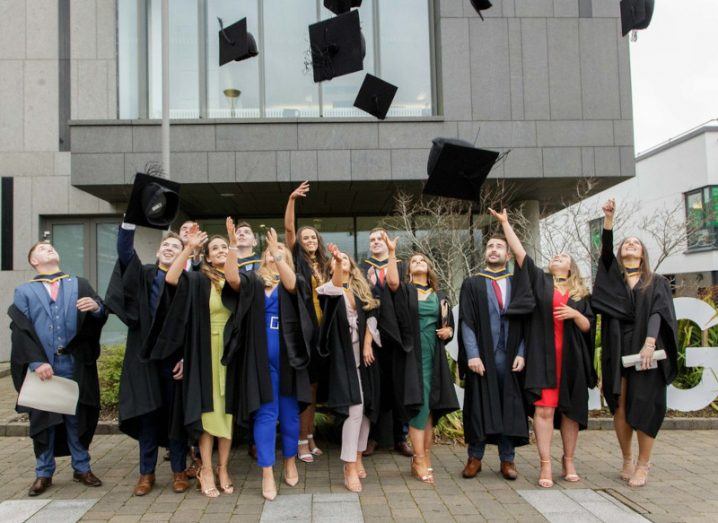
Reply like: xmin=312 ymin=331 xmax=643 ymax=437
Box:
xmin=120 ymin=0 xmax=437 ymax=120
xmin=683 ymin=184 xmax=718 ymax=252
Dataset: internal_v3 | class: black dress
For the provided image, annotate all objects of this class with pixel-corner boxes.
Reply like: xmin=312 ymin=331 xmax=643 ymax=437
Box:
xmin=591 ymin=228 xmax=678 ymax=438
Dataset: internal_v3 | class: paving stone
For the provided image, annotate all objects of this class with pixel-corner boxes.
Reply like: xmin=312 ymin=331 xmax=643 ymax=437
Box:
xmin=26 ymin=499 xmax=98 ymax=522
xmin=0 ymin=500 xmax=50 ymax=523
xmin=259 ymin=493 xmax=312 ymax=522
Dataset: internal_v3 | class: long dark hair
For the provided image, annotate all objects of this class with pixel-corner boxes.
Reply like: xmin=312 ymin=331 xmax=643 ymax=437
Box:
xmin=617 ymin=236 xmax=654 ymax=287
xmin=297 ymin=225 xmax=330 ymax=282
xmin=406 ymin=252 xmax=440 ymax=291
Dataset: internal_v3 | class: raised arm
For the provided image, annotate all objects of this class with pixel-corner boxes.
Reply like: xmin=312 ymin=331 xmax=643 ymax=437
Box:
xmin=600 ymin=198 xmax=616 ymax=267
xmin=224 ymin=217 xmax=241 ymax=292
xmin=166 ymin=225 xmax=206 ymax=286
xmin=284 ymin=181 xmax=310 ymax=250
xmin=117 ymin=222 xmax=137 ymax=269
xmin=326 ymin=243 xmax=344 ymax=288
xmin=267 ymin=228 xmax=296 ymax=293
xmin=489 ymin=208 xmax=526 ymax=267
xmin=381 ymin=231 xmax=401 ymax=291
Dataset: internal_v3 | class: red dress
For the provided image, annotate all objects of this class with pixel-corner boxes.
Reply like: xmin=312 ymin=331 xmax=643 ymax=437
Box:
xmin=534 ymin=289 xmax=570 ymax=408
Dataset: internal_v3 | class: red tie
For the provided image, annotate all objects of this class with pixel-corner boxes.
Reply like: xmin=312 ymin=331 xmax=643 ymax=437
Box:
xmin=49 ymin=281 xmax=60 ymax=302
xmin=377 ymin=268 xmax=385 ymax=286
xmin=491 ymin=280 xmax=504 ymax=311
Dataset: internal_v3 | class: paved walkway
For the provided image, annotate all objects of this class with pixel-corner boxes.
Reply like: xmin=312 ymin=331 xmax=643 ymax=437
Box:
xmin=0 ymin=429 xmax=715 ymax=522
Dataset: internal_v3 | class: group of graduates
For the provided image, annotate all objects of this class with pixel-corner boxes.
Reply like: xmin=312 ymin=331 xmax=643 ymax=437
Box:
xmin=10 ymin=182 xmax=678 ymax=500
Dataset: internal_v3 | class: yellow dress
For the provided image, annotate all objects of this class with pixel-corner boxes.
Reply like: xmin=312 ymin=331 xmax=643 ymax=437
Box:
xmin=200 ymin=281 xmax=233 ymax=439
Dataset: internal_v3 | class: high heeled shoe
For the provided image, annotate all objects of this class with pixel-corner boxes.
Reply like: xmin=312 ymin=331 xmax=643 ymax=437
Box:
xmin=284 ymin=461 xmax=299 ymax=487
xmin=628 ymin=462 xmax=650 ymax=487
xmin=307 ymin=434 xmax=323 ymax=456
xmin=197 ymin=467 xmax=220 ymax=499
xmin=538 ymin=459 xmax=554 ymax=488
xmin=262 ymin=473 xmax=277 ymax=501
xmin=343 ymin=464 xmax=362 ymax=493
xmin=411 ymin=455 xmax=433 ymax=484
xmin=215 ymin=464 xmax=234 ymax=494
xmin=561 ymin=456 xmax=580 ymax=482
xmin=620 ymin=458 xmax=635 ymax=481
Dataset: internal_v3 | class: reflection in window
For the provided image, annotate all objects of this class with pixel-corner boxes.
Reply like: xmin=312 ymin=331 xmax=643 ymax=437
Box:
xmin=148 ymin=0 xmax=200 ymax=118
xmin=207 ymin=1 xmax=261 ymax=118
xmin=52 ymin=224 xmax=85 ymax=279
xmin=96 ymin=223 xmax=127 ymax=345
xmin=685 ymin=186 xmax=718 ymax=250
xmin=263 ymin=0 xmax=319 ymax=117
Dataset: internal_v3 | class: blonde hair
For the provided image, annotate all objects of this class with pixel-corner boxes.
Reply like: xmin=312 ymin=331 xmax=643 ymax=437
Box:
xmin=333 ymin=254 xmax=380 ymax=311
xmin=553 ymin=255 xmax=589 ymax=300
xmin=406 ymin=252 xmax=440 ymax=292
xmin=257 ymin=243 xmax=295 ymax=288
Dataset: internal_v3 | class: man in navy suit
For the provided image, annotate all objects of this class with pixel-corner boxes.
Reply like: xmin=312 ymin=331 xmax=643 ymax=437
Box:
xmin=10 ymin=241 xmax=107 ymax=496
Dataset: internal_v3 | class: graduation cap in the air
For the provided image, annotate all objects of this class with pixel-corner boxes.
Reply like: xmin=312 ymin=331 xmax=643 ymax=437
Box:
xmin=124 ymin=173 xmax=181 ymax=230
xmin=323 ymin=0 xmax=362 ymax=15
xmin=423 ymin=138 xmax=502 ymax=201
xmin=620 ymin=0 xmax=654 ymax=36
xmin=353 ymin=74 xmax=397 ymax=120
xmin=469 ymin=0 xmax=492 ymax=20
xmin=218 ymin=17 xmax=258 ymax=66
xmin=308 ymin=10 xmax=365 ymax=82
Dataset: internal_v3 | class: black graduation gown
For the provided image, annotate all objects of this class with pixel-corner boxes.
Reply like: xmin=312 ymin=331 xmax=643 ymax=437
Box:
xmin=591 ymin=229 xmax=678 ymax=438
xmin=516 ymin=256 xmax=597 ymax=429
xmin=222 ymin=271 xmax=313 ymax=426
xmin=105 ymin=255 xmax=182 ymax=445
xmin=142 ymin=271 xmax=239 ymax=442
xmin=391 ymin=283 xmax=459 ymax=424
xmin=318 ymin=288 xmax=382 ymax=423
xmin=9 ymin=277 xmax=107 ymax=458
xmin=458 ymin=271 xmax=534 ymax=447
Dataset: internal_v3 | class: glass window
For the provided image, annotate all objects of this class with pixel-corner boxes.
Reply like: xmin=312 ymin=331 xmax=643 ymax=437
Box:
xmin=52 ymin=224 xmax=85 ymax=278
xmin=96 ymin=223 xmax=127 ymax=345
xmin=378 ymin=0 xmax=432 ymax=117
xmin=299 ymin=217 xmax=355 ymax=258
xmin=263 ymin=0 xmax=319 ymax=117
xmin=685 ymin=186 xmax=718 ymax=250
xmin=319 ymin=1 xmax=375 ymax=117
xmin=207 ymin=1 xmax=261 ymax=118
xmin=588 ymin=217 xmax=603 ymax=279
xmin=148 ymin=0 xmax=200 ymax=118
xmin=118 ymin=0 xmax=140 ymax=119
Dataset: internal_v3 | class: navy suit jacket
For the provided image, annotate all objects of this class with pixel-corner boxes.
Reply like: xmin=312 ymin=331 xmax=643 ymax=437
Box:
xmin=13 ymin=278 xmax=80 ymax=367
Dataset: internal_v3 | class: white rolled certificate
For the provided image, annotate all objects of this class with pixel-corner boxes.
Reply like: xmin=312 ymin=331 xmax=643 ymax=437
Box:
xmin=17 ymin=368 xmax=79 ymax=416
xmin=621 ymin=349 xmax=667 ymax=371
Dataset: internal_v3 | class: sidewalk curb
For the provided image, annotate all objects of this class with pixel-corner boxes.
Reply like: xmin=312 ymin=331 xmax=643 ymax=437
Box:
xmin=1 ymin=417 xmax=717 ymax=437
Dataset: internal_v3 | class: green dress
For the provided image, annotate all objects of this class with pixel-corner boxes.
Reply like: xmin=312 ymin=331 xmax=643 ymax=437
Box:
xmin=200 ymin=281 xmax=234 ymax=439
xmin=409 ymin=292 xmax=439 ymax=430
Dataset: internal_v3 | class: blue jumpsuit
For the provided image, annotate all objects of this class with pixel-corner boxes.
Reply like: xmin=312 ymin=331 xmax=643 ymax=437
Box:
xmin=253 ymin=285 xmax=300 ymax=467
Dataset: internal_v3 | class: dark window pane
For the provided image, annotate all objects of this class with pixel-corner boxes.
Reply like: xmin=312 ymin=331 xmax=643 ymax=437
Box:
xmin=52 ymin=224 xmax=85 ymax=278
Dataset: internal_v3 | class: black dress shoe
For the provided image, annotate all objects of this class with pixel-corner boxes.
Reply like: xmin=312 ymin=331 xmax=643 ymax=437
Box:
xmin=394 ymin=441 xmax=413 ymax=457
xmin=28 ymin=477 xmax=52 ymax=497
xmin=73 ymin=470 xmax=102 ymax=487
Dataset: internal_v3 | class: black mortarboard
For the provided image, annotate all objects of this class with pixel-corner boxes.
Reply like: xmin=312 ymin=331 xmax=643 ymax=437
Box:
xmin=353 ymin=74 xmax=397 ymax=120
xmin=323 ymin=0 xmax=362 ymax=15
xmin=423 ymin=138 xmax=500 ymax=201
xmin=620 ymin=0 xmax=654 ymax=36
xmin=218 ymin=17 xmax=258 ymax=66
xmin=308 ymin=10 xmax=364 ymax=82
xmin=124 ymin=173 xmax=181 ymax=230
xmin=469 ymin=0 xmax=492 ymax=20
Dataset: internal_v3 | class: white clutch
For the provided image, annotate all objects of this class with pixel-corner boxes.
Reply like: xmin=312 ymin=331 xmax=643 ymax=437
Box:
xmin=621 ymin=349 xmax=667 ymax=371
xmin=17 ymin=368 xmax=79 ymax=416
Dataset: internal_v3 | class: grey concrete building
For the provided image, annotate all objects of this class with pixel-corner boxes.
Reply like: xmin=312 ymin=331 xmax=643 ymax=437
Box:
xmin=0 ymin=0 xmax=635 ymax=359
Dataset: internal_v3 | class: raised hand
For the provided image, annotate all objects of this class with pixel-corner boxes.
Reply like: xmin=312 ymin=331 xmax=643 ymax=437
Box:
xmin=488 ymin=207 xmax=509 ymax=224
xmin=327 ymin=242 xmax=343 ymax=263
xmin=602 ymin=198 xmax=615 ymax=218
xmin=266 ymin=227 xmax=279 ymax=255
xmin=187 ymin=225 xmax=208 ymax=252
xmin=290 ymin=181 xmax=310 ymax=201
xmin=380 ymin=231 xmax=399 ymax=255
xmin=226 ymin=217 xmax=236 ymax=246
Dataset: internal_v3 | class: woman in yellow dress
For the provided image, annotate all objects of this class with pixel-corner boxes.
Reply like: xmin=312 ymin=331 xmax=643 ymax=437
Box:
xmin=164 ymin=226 xmax=236 ymax=498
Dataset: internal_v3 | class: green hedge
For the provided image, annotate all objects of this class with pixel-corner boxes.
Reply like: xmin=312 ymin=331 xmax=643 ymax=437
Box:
xmin=97 ymin=344 xmax=125 ymax=409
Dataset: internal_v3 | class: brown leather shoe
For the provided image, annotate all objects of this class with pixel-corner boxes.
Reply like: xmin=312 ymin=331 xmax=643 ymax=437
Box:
xmin=362 ymin=439 xmax=378 ymax=457
xmin=28 ymin=476 xmax=52 ymax=497
xmin=73 ymin=470 xmax=102 ymax=487
xmin=462 ymin=457 xmax=482 ymax=478
xmin=501 ymin=460 xmax=518 ymax=480
xmin=394 ymin=441 xmax=413 ymax=458
xmin=133 ymin=473 xmax=155 ymax=496
xmin=172 ymin=471 xmax=190 ymax=493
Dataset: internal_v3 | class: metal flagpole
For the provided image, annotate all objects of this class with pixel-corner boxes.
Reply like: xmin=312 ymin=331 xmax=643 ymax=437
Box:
xmin=161 ymin=0 xmax=170 ymax=177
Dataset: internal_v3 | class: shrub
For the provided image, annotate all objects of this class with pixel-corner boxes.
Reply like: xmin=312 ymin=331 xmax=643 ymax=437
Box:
xmin=97 ymin=344 xmax=125 ymax=409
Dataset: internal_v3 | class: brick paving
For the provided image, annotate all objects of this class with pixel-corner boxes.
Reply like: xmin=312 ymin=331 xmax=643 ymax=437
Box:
xmin=0 ymin=429 xmax=715 ymax=522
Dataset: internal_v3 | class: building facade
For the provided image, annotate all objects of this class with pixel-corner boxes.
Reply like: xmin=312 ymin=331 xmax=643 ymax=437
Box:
xmin=0 ymin=0 xmax=636 ymax=359
xmin=540 ymin=120 xmax=718 ymax=294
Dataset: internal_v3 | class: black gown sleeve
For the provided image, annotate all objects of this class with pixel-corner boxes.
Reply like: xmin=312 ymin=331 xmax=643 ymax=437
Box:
xmin=601 ymin=228 xmax=615 ymax=270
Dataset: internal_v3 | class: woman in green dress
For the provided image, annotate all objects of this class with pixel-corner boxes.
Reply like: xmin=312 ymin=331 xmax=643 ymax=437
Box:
xmin=164 ymin=227 xmax=236 ymax=499
xmin=385 ymin=236 xmax=459 ymax=485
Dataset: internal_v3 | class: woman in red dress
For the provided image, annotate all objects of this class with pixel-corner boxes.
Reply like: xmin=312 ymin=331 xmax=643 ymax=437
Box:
xmin=492 ymin=209 xmax=595 ymax=488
